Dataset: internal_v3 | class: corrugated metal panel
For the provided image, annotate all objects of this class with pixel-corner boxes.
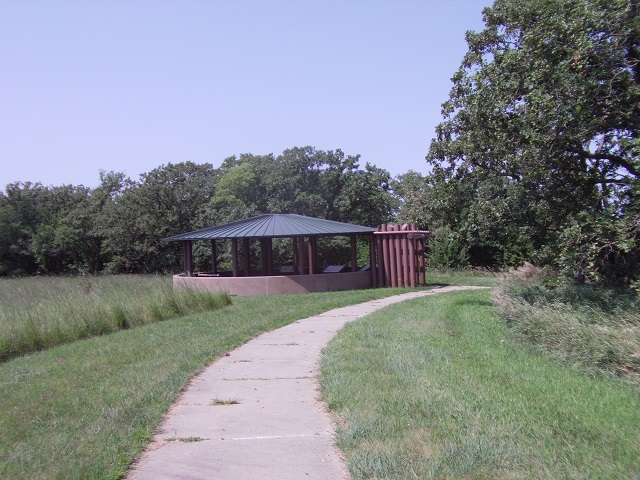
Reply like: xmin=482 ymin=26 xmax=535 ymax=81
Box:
xmin=163 ymin=214 xmax=376 ymax=241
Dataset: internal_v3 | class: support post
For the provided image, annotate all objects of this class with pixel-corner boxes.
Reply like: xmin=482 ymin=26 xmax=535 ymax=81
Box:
xmin=419 ymin=237 xmax=426 ymax=285
xmin=388 ymin=225 xmax=398 ymax=287
xmin=402 ymin=225 xmax=410 ymax=287
xmin=243 ymin=238 xmax=251 ymax=277
xmin=395 ymin=224 xmax=403 ymax=287
xmin=266 ymin=238 xmax=273 ymax=275
xmin=350 ymin=235 xmax=358 ymax=272
xmin=408 ymin=235 xmax=416 ymax=287
xmin=210 ymin=240 xmax=218 ymax=274
xmin=377 ymin=232 xmax=385 ymax=287
xmin=231 ymin=239 xmax=239 ymax=277
xmin=260 ymin=239 xmax=268 ymax=275
xmin=292 ymin=237 xmax=299 ymax=275
xmin=308 ymin=237 xmax=316 ymax=275
xmin=183 ymin=240 xmax=193 ymax=277
xmin=298 ymin=237 xmax=306 ymax=275
xmin=369 ymin=235 xmax=377 ymax=287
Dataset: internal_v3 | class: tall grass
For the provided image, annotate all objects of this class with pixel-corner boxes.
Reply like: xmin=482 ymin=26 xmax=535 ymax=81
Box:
xmin=494 ymin=278 xmax=640 ymax=384
xmin=0 ymin=275 xmax=231 ymax=361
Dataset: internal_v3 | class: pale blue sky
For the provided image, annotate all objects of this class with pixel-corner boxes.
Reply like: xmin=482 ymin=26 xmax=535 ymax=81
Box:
xmin=0 ymin=0 xmax=492 ymax=188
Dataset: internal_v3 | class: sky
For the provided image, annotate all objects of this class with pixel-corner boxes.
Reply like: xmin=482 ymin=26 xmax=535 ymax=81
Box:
xmin=0 ymin=0 xmax=493 ymax=188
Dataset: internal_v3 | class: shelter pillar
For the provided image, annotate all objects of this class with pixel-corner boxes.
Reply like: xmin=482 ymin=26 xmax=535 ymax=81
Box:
xmin=183 ymin=240 xmax=193 ymax=277
xmin=260 ymin=239 xmax=268 ymax=275
xmin=210 ymin=240 xmax=218 ymax=274
xmin=350 ymin=235 xmax=358 ymax=272
xmin=292 ymin=238 xmax=299 ymax=274
xmin=419 ymin=237 xmax=426 ymax=285
xmin=297 ymin=237 xmax=306 ymax=275
xmin=308 ymin=237 xmax=316 ymax=275
xmin=266 ymin=238 xmax=273 ymax=275
xmin=402 ymin=225 xmax=410 ymax=287
xmin=231 ymin=239 xmax=239 ymax=277
xmin=388 ymin=225 xmax=398 ymax=287
xmin=376 ymin=231 xmax=385 ymax=287
xmin=395 ymin=224 xmax=404 ymax=287
xmin=408 ymin=233 xmax=416 ymax=287
xmin=243 ymin=238 xmax=251 ymax=276
xmin=369 ymin=235 xmax=378 ymax=287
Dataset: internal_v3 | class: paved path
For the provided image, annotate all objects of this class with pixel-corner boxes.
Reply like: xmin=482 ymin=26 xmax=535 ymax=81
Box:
xmin=127 ymin=286 xmax=488 ymax=480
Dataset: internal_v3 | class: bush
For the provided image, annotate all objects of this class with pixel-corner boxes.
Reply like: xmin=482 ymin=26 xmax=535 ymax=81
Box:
xmin=555 ymin=211 xmax=640 ymax=286
xmin=427 ymin=226 xmax=470 ymax=269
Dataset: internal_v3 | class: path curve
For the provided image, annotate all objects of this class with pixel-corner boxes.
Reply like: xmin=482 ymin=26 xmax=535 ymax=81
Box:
xmin=127 ymin=286 xmax=488 ymax=480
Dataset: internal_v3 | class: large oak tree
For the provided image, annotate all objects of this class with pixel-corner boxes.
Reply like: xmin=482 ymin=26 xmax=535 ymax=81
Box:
xmin=425 ymin=0 xmax=640 ymax=282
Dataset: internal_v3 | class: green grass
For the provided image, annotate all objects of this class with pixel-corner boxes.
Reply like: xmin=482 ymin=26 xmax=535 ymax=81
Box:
xmin=320 ymin=289 xmax=640 ymax=479
xmin=0 ymin=275 xmax=232 ymax=361
xmin=0 ymin=286 xmax=417 ymax=480
xmin=424 ymin=269 xmax=501 ymax=287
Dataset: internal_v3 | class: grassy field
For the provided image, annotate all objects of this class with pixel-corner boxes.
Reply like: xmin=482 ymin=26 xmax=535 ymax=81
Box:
xmin=0 ymin=283 xmax=418 ymax=480
xmin=0 ymin=275 xmax=231 ymax=361
xmin=320 ymin=289 xmax=640 ymax=479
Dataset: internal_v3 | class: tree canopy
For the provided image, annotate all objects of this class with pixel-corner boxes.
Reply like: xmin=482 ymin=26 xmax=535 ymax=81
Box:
xmin=0 ymin=147 xmax=395 ymax=276
xmin=419 ymin=0 xmax=640 ymax=283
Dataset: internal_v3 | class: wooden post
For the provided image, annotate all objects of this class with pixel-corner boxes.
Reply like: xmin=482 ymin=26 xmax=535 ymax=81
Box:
xmin=210 ymin=240 xmax=218 ymax=274
xmin=350 ymin=235 xmax=358 ymax=272
xmin=369 ymin=235 xmax=377 ymax=287
xmin=419 ymin=237 xmax=426 ymax=285
xmin=376 ymin=232 xmax=385 ymax=287
xmin=292 ymin=237 xmax=299 ymax=275
xmin=308 ymin=237 xmax=316 ymax=275
xmin=183 ymin=240 xmax=193 ymax=277
xmin=402 ymin=225 xmax=410 ymax=287
xmin=243 ymin=238 xmax=251 ymax=277
xmin=408 ymin=235 xmax=416 ymax=287
xmin=260 ymin=239 xmax=268 ymax=275
xmin=266 ymin=238 xmax=273 ymax=275
xmin=231 ymin=239 xmax=239 ymax=277
xmin=388 ymin=224 xmax=398 ymax=288
xmin=395 ymin=224 xmax=403 ymax=287
xmin=298 ymin=237 xmax=306 ymax=275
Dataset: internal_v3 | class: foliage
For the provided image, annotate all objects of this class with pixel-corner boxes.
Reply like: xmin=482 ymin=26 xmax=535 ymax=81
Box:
xmin=0 ymin=147 xmax=395 ymax=276
xmin=426 ymin=226 xmax=470 ymax=269
xmin=409 ymin=0 xmax=640 ymax=282
xmin=100 ymin=162 xmax=217 ymax=273
xmin=555 ymin=209 xmax=640 ymax=284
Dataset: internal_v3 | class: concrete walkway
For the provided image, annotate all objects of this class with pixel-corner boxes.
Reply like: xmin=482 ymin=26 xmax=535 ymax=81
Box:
xmin=127 ymin=286 xmax=488 ymax=480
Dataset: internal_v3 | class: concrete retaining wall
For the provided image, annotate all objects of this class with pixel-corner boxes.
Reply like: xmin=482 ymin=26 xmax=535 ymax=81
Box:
xmin=173 ymin=271 xmax=372 ymax=296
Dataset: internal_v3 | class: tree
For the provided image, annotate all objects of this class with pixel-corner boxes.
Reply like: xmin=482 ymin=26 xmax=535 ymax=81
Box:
xmin=424 ymin=0 xmax=640 ymax=281
xmin=100 ymin=162 xmax=217 ymax=273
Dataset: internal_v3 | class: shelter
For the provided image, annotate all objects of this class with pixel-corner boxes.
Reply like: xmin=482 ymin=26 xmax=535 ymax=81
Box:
xmin=163 ymin=214 xmax=427 ymax=296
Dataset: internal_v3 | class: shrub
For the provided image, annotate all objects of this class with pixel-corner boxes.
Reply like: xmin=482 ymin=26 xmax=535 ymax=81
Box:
xmin=427 ymin=226 xmax=470 ymax=269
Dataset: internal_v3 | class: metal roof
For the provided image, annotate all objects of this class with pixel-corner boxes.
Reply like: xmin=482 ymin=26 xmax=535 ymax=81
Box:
xmin=163 ymin=214 xmax=376 ymax=241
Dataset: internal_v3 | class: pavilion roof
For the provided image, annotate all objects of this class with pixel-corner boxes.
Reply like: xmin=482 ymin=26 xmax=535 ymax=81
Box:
xmin=163 ymin=214 xmax=375 ymax=241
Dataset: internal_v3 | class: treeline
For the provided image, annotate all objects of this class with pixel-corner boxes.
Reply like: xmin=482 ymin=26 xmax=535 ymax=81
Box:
xmin=3 ymin=0 xmax=639 ymax=288
xmin=396 ymin=0 xmax=640 ymax=287
xmin=0 ymin=147 xmax=396 ymax=276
